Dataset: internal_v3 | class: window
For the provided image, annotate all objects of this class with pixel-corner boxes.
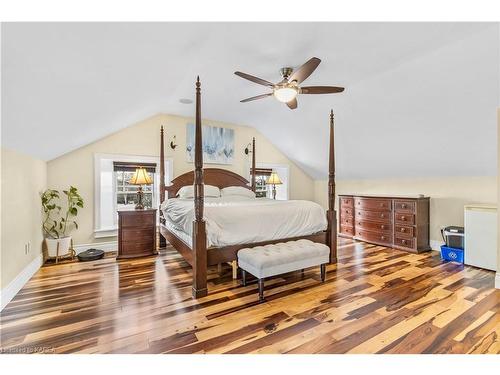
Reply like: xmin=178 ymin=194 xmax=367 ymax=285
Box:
xmin=251 ymin=164 xmax=289 ymax=200
xmin=94 ymin=153 xmax=172 ymax=238
xmin=113 ymin=162 xmax=156 ymax=211
xmin=252 ymin=168 xmax=272 ymax=198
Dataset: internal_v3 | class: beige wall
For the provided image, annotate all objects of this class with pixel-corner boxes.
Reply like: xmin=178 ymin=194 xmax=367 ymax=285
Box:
xmin=314 ymin=176 xmax=497 ymax=245
xmin=1 ymin=148 xmax=47 ymax=289
xmin=47 ymin=113 xmax=314 ymax=245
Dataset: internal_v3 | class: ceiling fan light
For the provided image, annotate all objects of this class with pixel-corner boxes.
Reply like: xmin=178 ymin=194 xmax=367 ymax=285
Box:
xmin=273 ymin=86 xmax=298 ymax=103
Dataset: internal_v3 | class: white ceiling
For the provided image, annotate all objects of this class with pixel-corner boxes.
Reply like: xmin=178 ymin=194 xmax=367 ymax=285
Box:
xmin=2 ymin=22 xmax=499 ymax=179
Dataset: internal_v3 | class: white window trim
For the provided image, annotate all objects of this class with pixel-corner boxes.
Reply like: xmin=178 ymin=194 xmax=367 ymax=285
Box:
xmin=94 ymin=153 xmax=173 ymax=238
xmin=256 ymin=162 xmax=290 ymax=200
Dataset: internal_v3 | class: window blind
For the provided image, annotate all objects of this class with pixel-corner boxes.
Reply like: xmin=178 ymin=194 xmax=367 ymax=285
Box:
xmin=113 ymin=162 xmax=157 ymax=173
xmin=251 ymin=167 xmax=272 ymax=176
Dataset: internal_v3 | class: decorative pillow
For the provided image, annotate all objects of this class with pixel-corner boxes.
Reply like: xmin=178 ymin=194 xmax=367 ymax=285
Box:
xmin=177 ymin=184 xmax=220 ymax=199
xmin=221 ymin=186 xmax=256 ymax=199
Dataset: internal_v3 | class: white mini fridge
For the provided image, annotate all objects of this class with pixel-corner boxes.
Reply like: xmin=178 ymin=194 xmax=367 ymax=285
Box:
xmin=464 ymin=204 xmax=497 ymax=271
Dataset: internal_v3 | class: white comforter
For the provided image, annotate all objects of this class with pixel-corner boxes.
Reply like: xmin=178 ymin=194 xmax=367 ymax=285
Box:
xmin=161 ymin=197 xmax=327 ymax=247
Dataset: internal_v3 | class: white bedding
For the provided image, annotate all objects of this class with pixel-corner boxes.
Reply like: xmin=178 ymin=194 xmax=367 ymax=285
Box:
xmin=161 ymin=196 xmax=327 ymax=247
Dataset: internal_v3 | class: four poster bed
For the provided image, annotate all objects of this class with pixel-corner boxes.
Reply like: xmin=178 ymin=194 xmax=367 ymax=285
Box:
xmin=158 ymin=77 xmax=337 ymax=298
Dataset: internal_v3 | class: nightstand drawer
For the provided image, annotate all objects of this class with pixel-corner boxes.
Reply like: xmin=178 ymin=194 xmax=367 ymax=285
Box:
xmin=120 ymin=212 xmax=155 ymax=228
xmin=121 ymin=241 xmax=154 ymax=255
xmin=117 ymin=209 xmax=157 ymax=259
xmin=122 ymin=228 xmax=154 ymax=242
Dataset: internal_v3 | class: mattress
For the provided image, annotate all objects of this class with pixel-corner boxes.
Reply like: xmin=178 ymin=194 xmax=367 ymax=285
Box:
xmin=161 ymin=196 xmax=327 ymax=248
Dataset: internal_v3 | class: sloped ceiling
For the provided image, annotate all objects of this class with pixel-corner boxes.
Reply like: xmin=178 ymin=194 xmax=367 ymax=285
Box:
xmin=2 ymin=22 xmax=498 ymax=179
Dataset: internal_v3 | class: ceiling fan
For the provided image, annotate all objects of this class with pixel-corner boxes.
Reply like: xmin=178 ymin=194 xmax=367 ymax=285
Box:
xmin=234 ymin=57 xmax=344 ymax=110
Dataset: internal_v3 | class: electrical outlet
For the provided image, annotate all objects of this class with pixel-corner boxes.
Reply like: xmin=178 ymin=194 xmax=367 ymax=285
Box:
xmin=24 ymin=242 xmax=31 ymax=255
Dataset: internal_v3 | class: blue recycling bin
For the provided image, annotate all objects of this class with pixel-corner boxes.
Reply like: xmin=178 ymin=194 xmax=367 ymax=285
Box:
xmin=440 ymin=245 xmax=464 ymax=263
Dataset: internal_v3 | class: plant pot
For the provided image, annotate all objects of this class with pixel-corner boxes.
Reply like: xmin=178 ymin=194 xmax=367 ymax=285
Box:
xmin=45 ymin=236 xmax=72 ymax=258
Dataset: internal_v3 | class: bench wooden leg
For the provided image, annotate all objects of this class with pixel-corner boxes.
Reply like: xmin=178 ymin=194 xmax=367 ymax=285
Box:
xmin=320 ymin=264 xmax=326 ymax=282
xmin=258 ymin=279 xmax=264 ymax=302
xmin=241 ymin=269 xmax=247 ymax=286
xmin=231 ymin=260 xmax=238 ymax=279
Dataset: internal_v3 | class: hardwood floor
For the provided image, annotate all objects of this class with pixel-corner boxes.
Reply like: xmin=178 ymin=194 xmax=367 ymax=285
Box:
xmin=1 ymin=238 xmax=499 ymax=354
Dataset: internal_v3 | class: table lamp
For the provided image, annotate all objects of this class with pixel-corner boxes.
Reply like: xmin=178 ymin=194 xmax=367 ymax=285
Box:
xmin=266 ymin=171 xmax=282 ymax=200
xmin=129 ymin=167 xmax=153 ymax=209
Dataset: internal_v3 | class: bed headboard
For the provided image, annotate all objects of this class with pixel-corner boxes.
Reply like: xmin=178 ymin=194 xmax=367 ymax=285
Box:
xmin=164 ymin=168 xmax=252 ymax=199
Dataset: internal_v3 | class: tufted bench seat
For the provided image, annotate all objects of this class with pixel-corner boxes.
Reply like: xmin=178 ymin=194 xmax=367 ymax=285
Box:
xmin=237 ymin=239 xmax=330 ymax=302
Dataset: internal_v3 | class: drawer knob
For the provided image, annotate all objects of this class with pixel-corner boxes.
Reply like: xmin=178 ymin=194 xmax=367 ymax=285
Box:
xmin=402 ymin=239 xmax=407 ymax=245
xmin=345 ymin=209 xmax=349 ymax=213
xmin=381 ymin=225 xmax=385 ymax=229
xmin=401 ymin=227 xmax=406 ymax=232
xmin=401 ymin=216 xmax=406 ymax=220
xmin=381 ymin=236 xmax=386 ymax=240
xmin=381 ymin=214 xmax=385 ymax=218
xmin=402 ymin=204 xmax=407 ymax=209
xmin=345 ymin=220 xmax=349 ymax=223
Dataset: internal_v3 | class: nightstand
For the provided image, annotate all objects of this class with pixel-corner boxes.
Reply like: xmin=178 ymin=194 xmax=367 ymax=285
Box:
xmin=117 ymin=209 xmax=157 ymax=259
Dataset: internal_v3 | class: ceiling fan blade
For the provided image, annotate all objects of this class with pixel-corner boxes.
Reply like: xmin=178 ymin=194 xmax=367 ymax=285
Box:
xmin=286 ymin=98 xmax=298 ymax=110
xmin=240 ymin=93 xmax=273 ymax=103
xmin=288 ymin=57 xmax=321 ymax=84
xmin=301 ymin=86 xmax=345 ymax=94
xmin=234 ymin=71 xmax=274 ymax=87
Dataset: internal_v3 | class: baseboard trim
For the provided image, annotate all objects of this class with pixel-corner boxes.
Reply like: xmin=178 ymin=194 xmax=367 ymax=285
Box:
xmin=1 ymin=253 xmax=44 ymax=311
xmin=430 ymin=240 xmax=444 ymax=251
xmin=73 ymin=241 xmax=118 ymax=254
xmin=495 ymin=273 xmax=500 ymax=289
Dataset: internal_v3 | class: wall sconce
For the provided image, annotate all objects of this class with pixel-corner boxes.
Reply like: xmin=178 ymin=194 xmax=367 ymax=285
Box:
xmin=170 ymin=136 xmax=177 ymax=150
xmin=244 ymin=143 xmax=252 ymax=155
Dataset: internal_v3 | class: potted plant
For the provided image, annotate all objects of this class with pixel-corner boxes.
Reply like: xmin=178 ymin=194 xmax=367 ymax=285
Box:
xmin=41 ymin=186 xmax=84 ymax=261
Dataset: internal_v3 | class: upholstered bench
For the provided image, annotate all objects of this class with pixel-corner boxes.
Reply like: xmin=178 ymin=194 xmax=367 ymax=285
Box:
xmin=237 ymin=239 xmax=330 ymax=302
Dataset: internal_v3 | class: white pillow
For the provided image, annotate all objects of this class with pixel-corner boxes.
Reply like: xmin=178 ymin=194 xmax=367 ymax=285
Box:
xmin=221 ymin=186 xmax=256 ymax=199
xmin=177 ymin=184 xmax=220 ymax=199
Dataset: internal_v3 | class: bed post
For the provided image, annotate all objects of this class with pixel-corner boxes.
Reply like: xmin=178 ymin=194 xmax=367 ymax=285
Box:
xmin=159 ymin=126 xmax=167 ymax=248
xmin=192 ymin=76 xmax=208 ymax=298
xmin=326 ymin=110 xmax=338 ymax=263
xmin=251 ymin=137 xmax=256 ymax=192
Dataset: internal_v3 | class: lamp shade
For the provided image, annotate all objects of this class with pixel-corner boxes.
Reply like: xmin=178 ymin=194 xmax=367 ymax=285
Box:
xmin=266 ymin=171 xmax=282 ymax=185
xmin=129 ymin=167 xmax=153 ymax=185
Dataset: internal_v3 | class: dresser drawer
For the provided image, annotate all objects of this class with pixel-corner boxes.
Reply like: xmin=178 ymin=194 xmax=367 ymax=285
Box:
xmin=341 ymin=207 xmax=354 ymax=217
xmin=356 ymin=219 xmax=392 ymax=233
xmin=340 ymin=225 xmax=354 ymax=237
xmin=355 ymin=229 xmax=391 ymax=245
xmin=394 ymin=236 xmax=415 ymax=250
xmin=121 ymin=240 xmax=154 ymax=255
xmin=120 ymin=212 xmax=155 ymax=228
xmin=395 ymin=213 xmax=415 ymax=225
xmin=340 ymin=197 xmax=354 ymax=207
xmin=394 ymin=200 xmax=416 ymax=213
xmin=121 ymin=228 xmax=154 ymax=242
xmin=395 ymin=224 xmax=414 ymax=238
xmin=341 ymin=216 xmax=354 ymax=227
xmin=354 ymin=198 xmax=392 ymax=212
xmin=355 ymin=209 xmax=392 ymax=223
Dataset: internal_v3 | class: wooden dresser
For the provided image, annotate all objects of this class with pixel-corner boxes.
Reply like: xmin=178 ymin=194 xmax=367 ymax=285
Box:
xmin=117 ymin=209 xmax=157 ymax=259
xmin=339 ymin=195 xmax=430 ymax=253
